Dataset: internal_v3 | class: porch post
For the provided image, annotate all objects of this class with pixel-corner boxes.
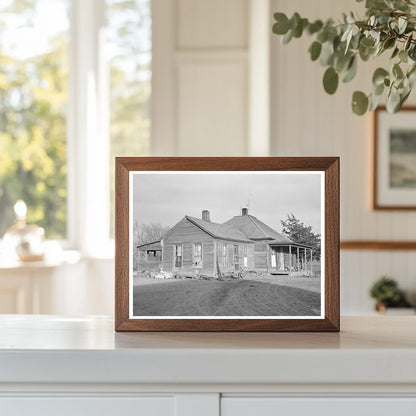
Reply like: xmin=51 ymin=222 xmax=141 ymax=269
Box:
xmin=310 ymin=249 xmax=313 ymax=273
xmin=297 ymin=247 xmax=299 ymax=271
xmin=304 ymin=248 xmax=306 ymax=272
xmin=289 ymin=245 xmax=292 ymax=271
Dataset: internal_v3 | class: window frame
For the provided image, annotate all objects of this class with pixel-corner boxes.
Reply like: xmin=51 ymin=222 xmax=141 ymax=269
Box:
xmin=174 ymin=244 xmax=182 ymax=268
xmin=70 ymin=0 xmax=151 ymax=258
xmin=193 ymin=243 xmax=202 ymax=268
xmin=67 ymin=0 xmax=110 ymax=257
xmin=1 ymin=0 xmax=155 ymax=258
xmin=222 ymin=243 xmax=228 ymax=268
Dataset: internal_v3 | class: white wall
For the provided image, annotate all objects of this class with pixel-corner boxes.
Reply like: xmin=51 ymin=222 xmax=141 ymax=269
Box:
xmin=152 ymin=0 xmax=270 ymax=156
xmin=271 ymin=0 xmax=416 ymax=313
xmin=152 ymin=0 xmax=416 ymax=314
xmin=22 ymin=0 xmax=414 ymax=317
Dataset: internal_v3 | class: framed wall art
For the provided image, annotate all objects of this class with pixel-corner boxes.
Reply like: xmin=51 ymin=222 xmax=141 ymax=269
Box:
xmin=115 ymin=157 xmax=339 ymax=331
xmin=374 ymin=106 xmax=416 ymax=210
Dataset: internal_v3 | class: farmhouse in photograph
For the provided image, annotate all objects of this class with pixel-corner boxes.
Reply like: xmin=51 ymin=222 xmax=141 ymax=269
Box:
xmin=138 ymin=208 xmax=315 ymax=277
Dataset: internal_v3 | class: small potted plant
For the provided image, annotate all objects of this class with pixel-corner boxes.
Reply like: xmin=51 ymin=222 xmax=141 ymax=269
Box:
xmin=370 ymin=276 xmax=413 ymax=313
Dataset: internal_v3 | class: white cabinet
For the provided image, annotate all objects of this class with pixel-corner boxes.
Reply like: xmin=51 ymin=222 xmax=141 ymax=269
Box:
xmin=1 ymin=316 xmax=416 ymax=416
xmin=1 ymin=397 xmax=175 ymax=416
xmin=222 ymin=398 xmax=416 ymax=416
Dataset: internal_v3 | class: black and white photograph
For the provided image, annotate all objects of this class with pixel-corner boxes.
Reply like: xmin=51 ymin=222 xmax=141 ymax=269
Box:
xmin=129 ymin=171 xmax=324 ymax=319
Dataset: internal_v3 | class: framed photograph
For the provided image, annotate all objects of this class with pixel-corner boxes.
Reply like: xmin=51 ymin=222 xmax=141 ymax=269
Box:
xmin=115 ymin=157 xmax=339 ymax=332
xmin=374 ymin=106 xmax=416 ymax=209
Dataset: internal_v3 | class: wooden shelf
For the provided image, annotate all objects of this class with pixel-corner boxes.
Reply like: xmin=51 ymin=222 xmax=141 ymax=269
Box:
xmin=341 ymin=241 xmax=416 ymax=250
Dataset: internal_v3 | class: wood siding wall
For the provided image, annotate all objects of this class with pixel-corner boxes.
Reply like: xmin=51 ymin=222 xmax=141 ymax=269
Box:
xmin=162 ymin=218 xmax=230 ymax=276
xmin=162 ymin=218 xmax=215 ymax=275
xmin=215 ymin=240 xmax=255 ymax=274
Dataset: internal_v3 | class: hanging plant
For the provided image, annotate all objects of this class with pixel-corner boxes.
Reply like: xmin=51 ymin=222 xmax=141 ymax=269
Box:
xmin=272 ymin=0 xmax=416 ymax=115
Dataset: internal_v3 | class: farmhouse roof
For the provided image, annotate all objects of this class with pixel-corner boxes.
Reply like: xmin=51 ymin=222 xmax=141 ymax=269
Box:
xmin=223 ymin=214 xmax=295 ymax=244
xmin=137 ymin=241 xmax=162 ymax=251
xmin=185 ymin=216 xmax=253 ymax=243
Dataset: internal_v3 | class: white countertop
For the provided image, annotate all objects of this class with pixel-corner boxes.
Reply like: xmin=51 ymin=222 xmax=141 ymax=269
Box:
xmin=0 ymin=315 xmax=415 ymax=386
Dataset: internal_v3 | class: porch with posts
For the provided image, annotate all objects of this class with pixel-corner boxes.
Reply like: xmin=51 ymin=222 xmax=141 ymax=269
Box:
xmin=269 ymin=244 xmax=313 ymax=277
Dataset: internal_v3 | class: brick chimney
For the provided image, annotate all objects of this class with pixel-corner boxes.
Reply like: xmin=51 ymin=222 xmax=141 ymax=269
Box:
xmin=202 ymin=210 xmax=210 ymax=222
xmin=242 ymin=207 xmax=248 ymax=216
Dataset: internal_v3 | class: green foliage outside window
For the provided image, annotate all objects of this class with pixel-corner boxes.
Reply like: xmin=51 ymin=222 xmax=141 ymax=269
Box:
xmin=107 ymin=0 xmax=151 ymax=237
xmin=0 ymin=0 xmax=151 ymax=240
xmin=0 ymin=1 xmax=69 ymax=238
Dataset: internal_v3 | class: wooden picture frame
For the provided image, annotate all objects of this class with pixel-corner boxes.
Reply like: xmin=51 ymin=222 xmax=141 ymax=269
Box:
xmin=373 ymin=106 xmax=416 ymax=210
xmin=115 ymin=157 xmax=339 ymax=332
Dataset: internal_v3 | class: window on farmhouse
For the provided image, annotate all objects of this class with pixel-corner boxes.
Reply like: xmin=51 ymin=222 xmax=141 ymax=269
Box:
xmin=174 ymin=244 xmax=182 ymax=267
xmin=193 ymin=243 xmax=202 ymax=268
xmin=0 ymin=0 xmax=70 ymax=239
xmin=234 ymin=244 xmax=239 ymax=261
xmin=222 ymin=243 xmax=228 ymax=268
xmin=243 ymin=245 xmax=248 ymax=267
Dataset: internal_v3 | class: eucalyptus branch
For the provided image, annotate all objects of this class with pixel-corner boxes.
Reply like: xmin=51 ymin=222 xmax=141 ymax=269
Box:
xmin=272 ymin=0 xmax=416 ymax=115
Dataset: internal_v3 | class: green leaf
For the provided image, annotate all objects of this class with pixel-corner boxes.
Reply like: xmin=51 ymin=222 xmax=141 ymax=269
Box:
xmin=400 ymin=87 xmax=411 ymax=106
xmin=317 ymin=30 xmax=328 ymax=43
xmin=320 ymin=40 xmax=335 ymax=66
xmin=366 ymin=0 xmax=388 ymax=7
xmin=323 ymin=67 xmax=339 ymax=95
xmin=398 ymin=17 xmax=407 ymax=34
xmin=374 ymin=83 xmax=385 ymax=96
xmin=290 ymin=12 xmax=301 ymax=29
xmin=293 ymin=18 xmax=308 ymax=38
xmin=341 ymin=25 xmax=359 ymax=53
xmin=352 ymin=91 xmax=369 ymax=115
xmin=393 ymin=0 xmax=410 ymax=11
xmin=369 ymin=92 xmax=383 ymax=111
xmin=349 ymin=32 xmax=361 ymax=49
xmin=334 ymin=51 xmax=353 ymax=73
xmin=359 ymin=38 xmax=376 ymax=61
xmin=408 ymin=63 xmax=416 ymax=78
xmin=372 ymin=67 xmax=389 ymax=86
xmin=383 ymin=37 xmax=396 ymax=50
xmin=307 ymin=20 xmax=323 ymax=35
xmin=387 ymin=87 xmax=401 ymax=113
xmin=408 ymin=69 xmax=416 ymax=89
xmin=393 ymin=63 xmax=404 ymax=79
xmin=399 ymin=49 xmax=408 ymax=63
xmin=391 ymin=47 xmax=399 ymax=59
xmin=359 ymin=46 xmax=374 ymax=62
xmin=309 ymin=41 xmax=322 ymax=61
xmin=342 ymin=56 xmax=357 ymax=83
xmin=273 ymin=13 xmax=290 ymax=35
xmin=409 ymin=44 xmax=416 ymax=61
xmin=405 ymin=34 xmax=413 ymax=51
xmin=282 ymin=29 xmax=293 ymax=44
xmin=360 ymin=37 xmax=375 ymax=48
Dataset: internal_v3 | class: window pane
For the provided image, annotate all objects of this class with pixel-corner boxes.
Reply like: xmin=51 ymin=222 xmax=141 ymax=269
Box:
xmin=106 ymin=0 xmax=151 ymax=237
xmin=0 ymin=0 xmax=70 ymax=239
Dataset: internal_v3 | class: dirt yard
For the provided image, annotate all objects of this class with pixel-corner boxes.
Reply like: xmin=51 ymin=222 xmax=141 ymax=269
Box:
xmin=133 ymin=276 xmax=321 ymax=317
